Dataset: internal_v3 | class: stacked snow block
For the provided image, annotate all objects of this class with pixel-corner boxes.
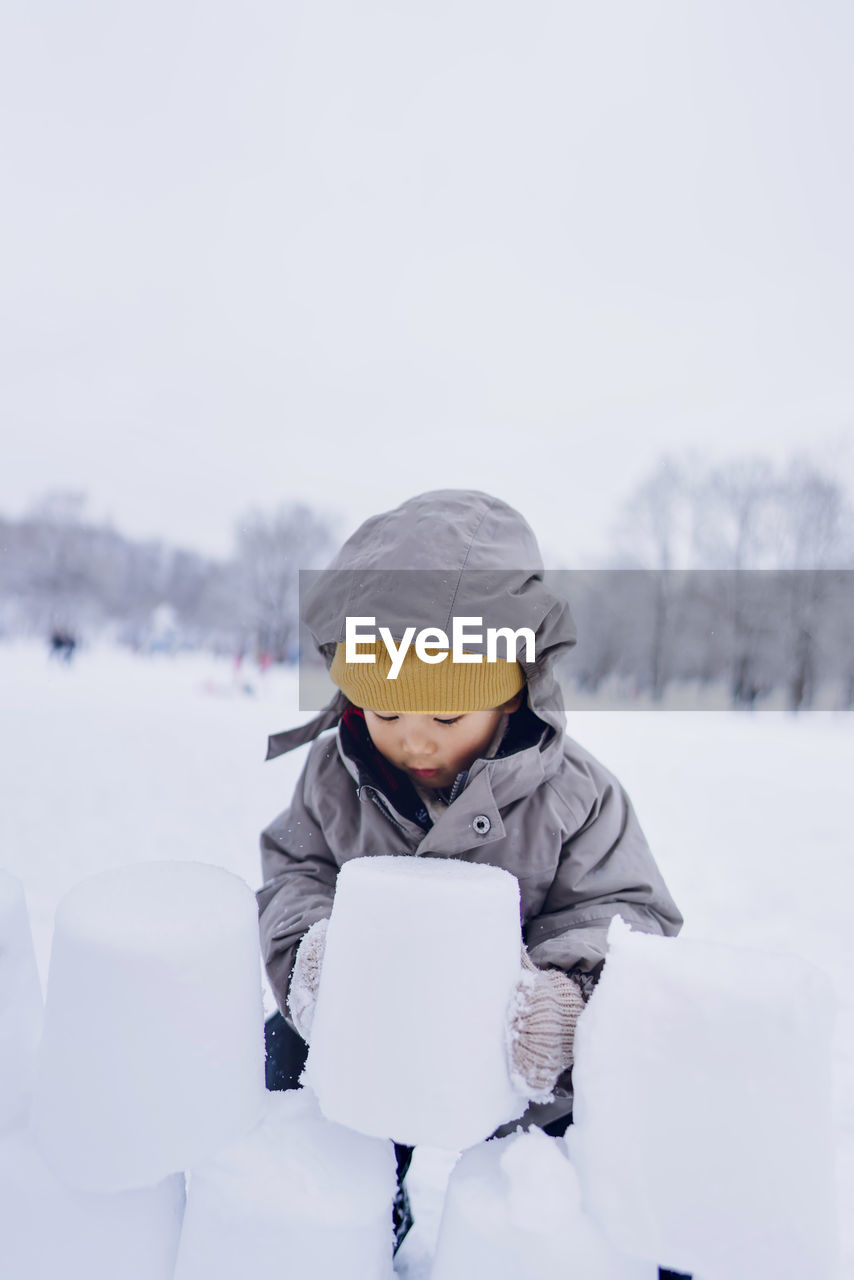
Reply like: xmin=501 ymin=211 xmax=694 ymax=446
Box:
xmin=174 ymin=1089 xmax=397 ymax=1280
xmin=3 ymin=857 xmax=840 ymax=1279
xmin=0 ymin=865 xmax=187 ymax=1279
xmin=3 ymin=860 xmax=397 ymax=1280
xmin=0 ymin=1126 xmax=186 ymax=1280
xmin=305 ymin=854 xmax=528 ymax=1147
xmin=31 ymin=861 xmax=266 ymax=1191
xmin=430 ymin=1126 xmax=654 ymax=1280
xmin=569 ymin=916 xmax=838 ymax=1280
xmin=422 ymin=913 xmax=838 ymax=1280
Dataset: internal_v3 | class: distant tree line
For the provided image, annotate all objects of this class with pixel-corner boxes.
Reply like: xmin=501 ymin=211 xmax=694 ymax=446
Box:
xmin=555 ymin=452 xmax=854 ymax=710
xmin=0 ymin=491 xmax=336 ymax=663
xmin=1 ymin=452 xmax=852 ymax=709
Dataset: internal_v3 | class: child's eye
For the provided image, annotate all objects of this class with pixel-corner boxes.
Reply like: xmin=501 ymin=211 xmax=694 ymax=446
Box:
xmin=374 ymin=713 xmax=399 ymax=722
xmin=434 ymin=717 xmax=461 ymax=726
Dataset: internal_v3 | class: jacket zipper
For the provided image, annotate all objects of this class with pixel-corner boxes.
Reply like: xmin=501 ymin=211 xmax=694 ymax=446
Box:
xmin=362 ymin=787 xmax=414 ymax=842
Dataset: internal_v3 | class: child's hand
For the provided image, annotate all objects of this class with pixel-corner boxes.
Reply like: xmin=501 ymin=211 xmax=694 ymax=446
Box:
xmin=287 ymin=917 xmax=329 ymax=1042
xmin=506 ymin=948 xmax=586 ymax=1102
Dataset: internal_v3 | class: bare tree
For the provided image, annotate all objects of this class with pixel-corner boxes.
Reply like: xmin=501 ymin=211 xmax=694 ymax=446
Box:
xmin=604 ymin=449 xmax=854 ymax=708
xmin=609 ymin=455 xmax=700 ymax=700
xmin=690 ymin=455 xmax=781 ymax=570
xmin=0 ymin=489 xmax=337 ymax=657
xmin=21 ymin=489 xmax=95 ymax=635
xmin=679 ymin=452 xmax=854 ymax=708
xmin=772 ymin=455 xmax=848 ymax=569
xmin=612 ymin=454 xmax=700 ymax=572
xmin=233 ymin=503 xmax=336 ymax=662
xmin=691 ymin=457 xmax=788 ymax=705
xmin=770 ymin=457 xmax=853 ymax=709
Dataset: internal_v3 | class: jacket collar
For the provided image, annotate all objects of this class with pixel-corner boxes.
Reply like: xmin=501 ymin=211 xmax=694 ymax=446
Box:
xmin=335 ymin=701 xmax=560 ymax=827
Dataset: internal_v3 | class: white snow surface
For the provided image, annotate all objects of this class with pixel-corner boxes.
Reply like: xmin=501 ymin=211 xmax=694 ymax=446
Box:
xmin=570 ymin=916 xmax=838 ymax=1278
xmin=31 ymin=860 xmax=266 ymax=1192
xmin=0 ymin=1122 xmax=185 ymax=1280
xmin=1 ymin=641 xmax=852 ymax=1277
xmin=0 ymin=869 xmax=43 ymax=1132
xmin=430 ymin=1126 xmax=654 ymax=1279
xmin=174 ymin=1088 xmax=397 ymax=1280
xmin=305 ymin=854 xmax=527 ymax=1148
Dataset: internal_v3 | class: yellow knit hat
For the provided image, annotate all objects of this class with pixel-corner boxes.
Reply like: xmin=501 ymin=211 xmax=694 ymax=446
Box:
xmin=329 ymin=641 xmax=525 ymax=714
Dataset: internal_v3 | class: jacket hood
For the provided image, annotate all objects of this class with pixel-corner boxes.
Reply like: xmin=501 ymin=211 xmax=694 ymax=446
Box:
xmin=266 ymin=489 xmax=577 ymax=758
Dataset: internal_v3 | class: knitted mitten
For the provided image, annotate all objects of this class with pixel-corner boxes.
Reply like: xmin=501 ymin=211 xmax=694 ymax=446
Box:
xmin=507 ymin=948 xmax=587 ymax=1102
xmin=287 ymin=917 xmax=329 ymax=1042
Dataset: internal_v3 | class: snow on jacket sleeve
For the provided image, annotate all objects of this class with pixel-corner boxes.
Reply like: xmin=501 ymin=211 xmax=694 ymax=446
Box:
xmin=524 ymin=753 xmax=683 ymax=999
xmin=256 ymin=746 xmax=339 ymax=1023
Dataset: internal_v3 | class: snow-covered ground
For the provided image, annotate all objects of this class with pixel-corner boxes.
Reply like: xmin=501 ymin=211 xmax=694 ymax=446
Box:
xmin=2 ymin=641 xmax=852 ymax=1276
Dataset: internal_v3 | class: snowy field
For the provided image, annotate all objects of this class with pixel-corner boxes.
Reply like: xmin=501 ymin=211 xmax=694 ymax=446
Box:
xmin=1 ymin=641 xmax=852 ymax=1277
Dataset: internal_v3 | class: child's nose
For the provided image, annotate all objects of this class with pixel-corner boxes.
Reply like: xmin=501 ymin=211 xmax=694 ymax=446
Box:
xmin=403 ymin=725 xmax=437 ymax=756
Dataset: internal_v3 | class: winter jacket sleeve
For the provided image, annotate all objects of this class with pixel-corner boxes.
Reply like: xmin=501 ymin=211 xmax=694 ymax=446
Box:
xmin=256 ymin=747 xmax=340 ymax=1024
xmin=524 ymin=755 xmax=683 ymax=999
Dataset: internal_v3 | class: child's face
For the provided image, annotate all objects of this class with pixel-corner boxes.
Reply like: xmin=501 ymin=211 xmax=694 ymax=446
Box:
xmin=362 ymin=693 xmax=522 ymax=790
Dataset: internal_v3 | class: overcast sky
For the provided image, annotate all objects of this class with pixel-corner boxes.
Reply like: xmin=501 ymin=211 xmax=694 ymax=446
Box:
xmin=2 ymin=0 xmax=853 ymax=566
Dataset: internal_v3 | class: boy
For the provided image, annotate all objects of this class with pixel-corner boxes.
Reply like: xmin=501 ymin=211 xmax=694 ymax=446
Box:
xmin=256 ymin=489 xmax=684 ymax=1267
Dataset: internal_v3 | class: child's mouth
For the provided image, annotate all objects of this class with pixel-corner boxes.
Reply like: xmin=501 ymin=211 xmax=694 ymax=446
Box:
xmin=411 ymin=767 xmax=440 ymax=779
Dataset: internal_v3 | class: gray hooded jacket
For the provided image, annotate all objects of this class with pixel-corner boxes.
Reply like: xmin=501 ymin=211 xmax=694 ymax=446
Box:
xmin=257 ymin=491 xmax=683 ymax=1117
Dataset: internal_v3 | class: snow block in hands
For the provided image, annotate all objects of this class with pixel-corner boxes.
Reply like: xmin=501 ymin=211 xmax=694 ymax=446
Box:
xmin=569 ymin=917 xmax=838 ymax=1280
xmin=31 ymin=860 xmax=266 ymax=1191
xmin=0 ymin=1123 xmax=184 ymax=1280
xmin=430 ymin=1126 xmax=655 ymax=1280
xmin=0 ymin=870 xmax=43 ymax=1132
xmin=174 ymin=1088 xmax=397 ymax=1280
xmin=304 ymin=855 xmax=527 ymax=1149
